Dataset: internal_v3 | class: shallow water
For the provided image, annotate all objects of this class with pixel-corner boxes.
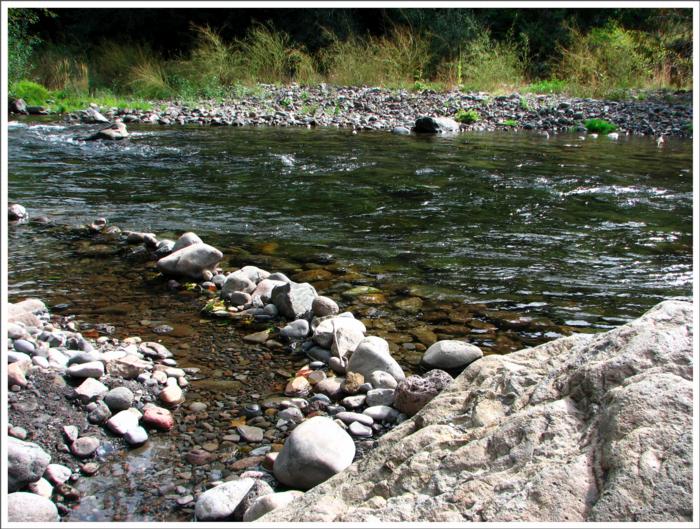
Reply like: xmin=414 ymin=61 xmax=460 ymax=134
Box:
xmin=6 ymin=118 xmax=694 ymax=520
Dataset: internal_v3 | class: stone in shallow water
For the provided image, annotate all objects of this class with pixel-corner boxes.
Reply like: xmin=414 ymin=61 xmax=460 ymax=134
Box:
xmin=105 ymin=408 xmax=142 ymax=436
xmin=271 ymin=281 xmax=317 ymax=320
xmin=238 ymin=425 xmax=264 ymax=443
xmin=142 ymin=406 xmax=174 ymax=430
xmin=273 ymin=416 xmax=355 ymax=490
xmin=124 ymin=427 xmax=149 ymax=446
xmin=156 ymin=242 xmax=223 ymax=280
xmin=159 ymin=384 xmax=184 ymax=406
xmin=285 ymin=376 xmax=311 ymax=397
xmin=71 ymin=437 xmax=100 ymax=458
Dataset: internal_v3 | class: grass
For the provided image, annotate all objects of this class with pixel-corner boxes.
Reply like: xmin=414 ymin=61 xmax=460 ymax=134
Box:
xmin=501 ymin=119 xmax=518 ymax=127
xmin=525 ymin=78 xmax=567 ymax=94
xmin=455 ymin=108 xmax=479 ymax=124
xmin=584 ymin=118 xmax=617 ymax=134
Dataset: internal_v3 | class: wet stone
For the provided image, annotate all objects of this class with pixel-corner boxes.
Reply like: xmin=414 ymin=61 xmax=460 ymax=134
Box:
xmin=71 ymin=437 xmax=100 ymax=458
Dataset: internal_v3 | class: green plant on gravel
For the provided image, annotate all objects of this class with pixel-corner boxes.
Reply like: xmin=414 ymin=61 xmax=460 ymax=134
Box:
xmin=501 ymin=119 xmax=518 ymax=127
xmin=584 ymin=118 xmax=617 ymax=134
xmin=519 ymin=96 xmax=531 ymax=110
xmin=455 ymin=108 xmax=479 ymax=124
xmin=279 ymin=97 xmax=292 ymax=108
xmin=525 ymin=78 xmax=568 ymax=94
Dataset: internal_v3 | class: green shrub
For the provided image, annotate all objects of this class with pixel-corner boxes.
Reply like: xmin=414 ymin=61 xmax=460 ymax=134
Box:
xmin=501 ymin=119 xmax=518 ymax=127
xmin=9 ymin=79 xmax=50 ymax=105
xmin=584 ymin=119 xmax=617 ymax=134
xmin=455 ymin=108 xmax=479 ymax=124
xmin=8 ymin=9 xmax=43 ymax=86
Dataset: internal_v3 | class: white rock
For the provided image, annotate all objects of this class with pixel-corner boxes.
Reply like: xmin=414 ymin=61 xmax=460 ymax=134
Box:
xmin=368 ymin=370 xmax=398 ymax=389
xmin=346 ymin=336 xmax=405 ymax=381
xmin=243 ymin=490 xmax=304 ymax=521
xmin=156 ymin=242 xmax=223 ymax=280
xmin=7 ymin=492 xmax=59 ymax=522
xmin=106 ymin=408 xmax=142 ymax=436
xmin=195 ymin=478 xmax=255 ymax=521
xmin=172 ymin=231 xmax=203 ymax=253
xmin=422 ymin=340 xmax=483 ymax=370
xmin=8 ymin=437 xmax=51 ymax=492
xmin=44 ymin=463 xmax=72 ymax=485
xmin=67 ymin=360 xmax=105 ymax=378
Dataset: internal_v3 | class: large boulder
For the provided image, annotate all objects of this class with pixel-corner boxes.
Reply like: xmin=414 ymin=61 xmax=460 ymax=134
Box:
xmin=171 ymin=231 xmax=203 ymax=253
xmin=156 ymin=242 xmax=223 ymax=280
xmin=271 ymin=281 xmax=318 ymax=320
xmin=312 ymin=315 xmax=366 ymax=351
xmin=346 ymin=336 xmax=405 ymax=381
xmin=8 ymin=437 xmax=51 ymax=492
xmin=413 ymin=116 xmax=460 ymax=134
xmin=273 ymin=416 xmax=355 ymax=490
xmin=7 ymin=492 xmax=59 ymax=522
xmin=195 ymin=478 xmax=255 ymax=521
xmin=262 ymin=300 xmax=693 ymax=523
xmin=422 ymin=340 xmax=483 ymax=370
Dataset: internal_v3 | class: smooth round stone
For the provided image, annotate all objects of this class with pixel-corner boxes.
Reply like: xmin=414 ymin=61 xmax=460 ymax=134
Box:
xmin=309 ymin=361 xmax=325 ymax=370
xmin=277 ymin=407 xmax=304 ymax=423
xmin=368 ymin=370 xmax=398 ymax=389
xmin=237 ymin=425 xmax=264 ymax=443
xmin=326 ymin=405 xmax=346 ymax=415
xmin=44 ymin=464 xmax=72 ymax=485
xmin=66 ymin=350 xmax=102 ymax=366
xmin=33 ymin=356 xmax=49 ymax=368
xmin=7 ymin=323 xmax=27 ymax=340
xmin=71 ymin=437 xmax=100 ymax=458
xmin=242 ymin=403 xmax=262 ymax=418
xmin=312 ymin=296 xmax=339 ymax=317
xmin=7 ymin=492 xmax=59 ymax=522
xmin=106 ymin=409 xmax=141 ymax=436
xmin=229 ymin=291 xmax=252 ymax=306
xmin=8 ymin=351 xmax=31 ymax=364
xmin=159 ymin=384 xmax=184 ymax=406
xmin=313 ymin=377 xmax=344 ymax=399
xmin=124 ymin=427 xmax=148 ymax=446
xmin=307 ymin=370 xmax=326 ymax=385
xmin=341 ymin=395 xmax=366 ymax=409
xmin=280 ymin=319 xmax=310 ymax=340
xmin=195 ymin=478 xmax=255 ymax=521
xmin=273 ymin=416 xmax=355 ymax=490
xmin=328 ymin=356 xmax=347 ymax=374
xmin=28 ymin=477 xmax=53 ymax=498
xmin=189 ymin=402 xmax=208 ymax=413
xmin=13 ymin=339 xmax=36 ymax=355
xmin=363 ymin=405 xmax=399 ymax=422
xmin=349 ymin=421 xmax=373 ymax=437
xmin=67 ymin=361 xmax=105 ymax=379
xmin=104 ymin=387 xmax=134 ymax=412
xmin=8 ymin=437 xmax=51 ymax=492
xmin=142 ymin=406 xmax=174 ymax=431
xmin=172 ymin=231 xmax=203 ymax=253
xmin=309 ymin=393 xmax=331 ymax=404
xmin=284 ymin=376 xmax=311 ymax=397
xmin=335 ymin=411 xmax=374 ymax=426
xmin=307 ymin=346 xmax=332 ymax=363
xmin=422 ymin=340 xmax=483 ymax=370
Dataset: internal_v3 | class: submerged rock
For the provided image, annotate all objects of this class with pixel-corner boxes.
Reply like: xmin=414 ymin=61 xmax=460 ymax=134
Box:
xmin=8 ymin=203 xmax=28 ymax=221
xmin=263 ymin=300 xmax=694 ymax=523
xmin=87 ymin=121 xmax=129 ymax=140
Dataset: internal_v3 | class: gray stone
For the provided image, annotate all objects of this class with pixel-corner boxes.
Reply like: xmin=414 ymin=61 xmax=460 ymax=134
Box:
xmin=365 ymin=388 xmax=395 ymax=407
xmin=156 ymin=242 xmax=223 ymax=280
xmin=104 ymin=386 xmax=135 ymax=412
xmin=71 ymin=437 xmax=100 ymax=458
xmin=313 ymin=377 xmax=344 ymax=399
xmin=367 ymin=370 xmax=398 ymax=389
xmin=280 ymin=319 xmax=310 ymax=340
xmin=243 ymin=490 xmax=305 ymax=521
xmin=278 ymin=407 xmax=304 ymax=423
xmin=263 ymin=300 xmax=693 ymax=523
xmin=194 ymin=478 xmax=255 ymax=521
xmin=251 ymin=279 xmax=287 ymax=303
xmin=312 ymin=314 xmax=365 ymax=349
xmin=308 ymin=346 xmax=332 ymax=363
xmin=8 ymin=351 xmax=32 ymax=364
xmin=13 ymin=338 xmax=36 ymax=355
xmin=273 ymin=416 xmax=355 ymax=490
xmin=392 ymin=126 xmax=411 ymax=135
xmin=237 ymin=425 xmax=264 ymax=443
xmin=8 ymin=437 xmax=51 ymax=492
xmin=346 ymin=336 xmax=405 ymax=381
xmin=422 ymin=340 xmax=483 ymax=370
xmin=7 ymin=322 xmax=27 ymax=340
xmin=7 ymin=492 xmax=59 ymax=522
xmin=66 ymin=350 xmax=103 ymax=366
xmin=363 ymin=405 xmax=399 ymax=422
xmin=233 ymin=479 xmax=274 ymax=521
xmin=393 ymin=369 xmax=453 ymax=416
xmin=312 ymin=296 xmax=339 ymax=317
xmin=44 ymin=463 xmax=72 ymax=485
xmin=67 ymin=360 xmax=105 ymax=379
xmin=349 ymin=422 xmax=373 ymax=437
xmin=238 ymin=265 xmax=270 ymax=284
xmin=414 ymin=116 xmax=460 ymax=133
xmin=335 ymin=411 xmax=373 ymax=426
xmin=271 ymin=282 xmax=317 ymax=320
xmin=139 ymin=341 xmax=173 ymax=360
xmin=223 ymin=271 xmax=256 ymax=296
xmin=229 ymin=291 xmax=252 ymax=305
xmin=87 ymin=401 xmax=112 ymax=424
xmin=341 ymin=395 xmax=366 ymax=408
xmin=172 ymin=231 xmax=203 ymax=253
xmin=87 ymin=121 xmax=129 ymax=140
xmin=329 ymin=356 xmax=347 ymax=374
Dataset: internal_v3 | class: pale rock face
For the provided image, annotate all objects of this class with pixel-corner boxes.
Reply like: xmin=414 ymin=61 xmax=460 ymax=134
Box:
xmin=194 ymin=478 xmax=255 ymax=521
xmin=262 ymin=300 xmax=694 ymax=523
xmin=346 ymin=336 xmax=405 ymax=381
xmin=7 ymin=492 xmax=59 ymax=522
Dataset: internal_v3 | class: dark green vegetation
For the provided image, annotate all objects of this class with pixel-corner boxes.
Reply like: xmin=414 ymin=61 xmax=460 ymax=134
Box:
xmin=455 ymin=109 xmax=480 ymax=124
xmin=8 ymin=7 xmax=693 ymax=108
xmin=584 ymin=119 xmax=618 ymax=134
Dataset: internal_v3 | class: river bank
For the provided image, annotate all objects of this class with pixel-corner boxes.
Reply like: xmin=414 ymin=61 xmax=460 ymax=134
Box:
xmin=9 ymin=84 xmax=694 ymax=138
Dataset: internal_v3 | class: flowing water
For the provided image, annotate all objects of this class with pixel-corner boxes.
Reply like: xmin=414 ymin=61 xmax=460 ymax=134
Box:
xmin=6 ymin=118 xmax=694 ymax=520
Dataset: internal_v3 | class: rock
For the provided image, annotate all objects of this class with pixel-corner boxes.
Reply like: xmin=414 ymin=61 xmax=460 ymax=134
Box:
xmin=365 ymin=388 xmax=395 ymax=406
xmin=185 ymin=448 xmax=215 ymax=465
xmin=285 ymin=376 xmax=311 ymax=397
xmin=416 ymin=117 xmax=461 ymax=134
xmin=71 ymin=437 xmax=100 ymax=458
xmin=194 ymin=478 xmax=255 ymax=521
xmin=172 ymin=231 xmax=203 ymax=253
xmin=346 ymin=336 xmax=405 ymax=381
xmin=67 ymin=360 xmax=105 ymax=379
xmin=363 ymin=405 xmax=399 ymax=422
xmin=335 ymin=411 xmax=373 ymax=426
xmin=393 ymin=369 xmax=453 ymax=416
xmin=159 ymin=384 xmax=184 ymax=406
xmin=87 ymin=401 xmax=112 ymax=424
xmin=8 ymin=361 xmax=30 ymax=387
xmin=9 ymin=98 xmax=28 ymax=114
xmin=229 ymin=291 xmax=252 ymax=305
xmin=7 ymin=322 xmax=27 ymax=340
xmin=237 ymin=425 xmax=264 ymax=443
xmin=263 ymin=300 xmax=693 ymax=523
xmin=341 ymin=372 xmax=364 ymax=394
xmin=142 ymin=406 xmax=175 ymax=430
xmin=280 ymin=319 xmax=310 ymax=340
xmin=251 ymin=279 xmax=287 ymax=303
xmin=422 ymin=340 xmax=483 ymax=370
xmin=63 ymin=425 xmax=79 ymax=443
xmin=394 ymin=296 xmax=423 ymax=312
xmin=106 ymin=409 xmax=142 ymax=436
xmin=312 ymin=296 xmax=340 ymax=317
xmin=8 ymin=298 xmax=46 ymax=325
xmin=139 ymin=341 xmax=173 ymax=360
xmin=278 ymin=407 xmax=305 ymax=423
xmin=313 ymin=376 xmax=344 ymax=399
xmin=156 ymin=243 xmax=223 ymax=280
xmin=44 ymin=464 xmax=72 ymax=485
xmin=7 ymin=492 xmax=59 ymax=522
xmin=271 ymin=282 xmax=318 ymax=320
xmin=273 ymin=416 xmax=355 ymax=490
xmin=8 ymin=437 xmax=51 ymax=492
xmin=233 ymin=479 xmax=275 ymax=520
xmin=82 ymin=107 xmax=110 ymax=123
xmin=74 ymin=378 xmax=109 ymax=403
xmin=243 ymin=329 xmax=271 ymax=344
xmin=13 ymin=338 xmax=35 ymax=354
xmin=392 ymin=126 xmax=411 ymax=135
xmin=238 ymin=265 xmax=271 ymax=284
xmin=367 ymin=370 xmax=398 ymax=389
xmin=124 ymin=427 xmax=149 ymax=446
xmin=106 ymin=354 xmax=151 ymax=379
xmin=104 ymin=386 xmax=135 ymax=412
xmin=349 ymin=422 xmax=373 ymax=437
xmin=28 ymin=477 xmax=53 ymax=498
xmin=8 ymin=203 xmax=28 ymax=221
xmin=243 ymin=490 xmax=305 ymax=521
xmin=87 ymin=121 xmax=129 ymax=140
xmin=313 ymin=315 xmax=366 ymax=350
xmin=223 ymin=270 xmax=256 ymax=295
